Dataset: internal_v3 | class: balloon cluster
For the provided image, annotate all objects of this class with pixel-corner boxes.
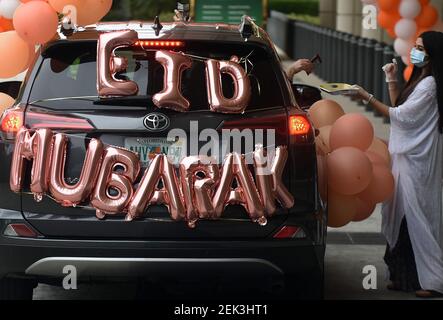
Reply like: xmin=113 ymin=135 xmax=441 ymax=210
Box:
xmin=363 ymin=0 xmax=441 ymax=81
xmin=309 ymin=99 xmax=394 ymax=228
xmin=0 ymin=0 xmax=113 ymax=80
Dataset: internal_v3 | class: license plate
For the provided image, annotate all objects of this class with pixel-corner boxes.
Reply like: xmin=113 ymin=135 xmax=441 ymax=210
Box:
xmin=125 ymin=137 xmax=184 ymax=166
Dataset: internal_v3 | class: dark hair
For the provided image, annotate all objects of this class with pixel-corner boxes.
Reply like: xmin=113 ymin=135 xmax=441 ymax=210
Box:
xmin=396 ymin=31 xmax=443 ymax=133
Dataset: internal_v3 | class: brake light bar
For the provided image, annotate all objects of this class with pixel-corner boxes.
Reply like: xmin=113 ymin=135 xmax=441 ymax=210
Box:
xmin=134 ymin=40 xmax=185 ymax=47
xmin=289 ymin=115 xmax=311 ymax=136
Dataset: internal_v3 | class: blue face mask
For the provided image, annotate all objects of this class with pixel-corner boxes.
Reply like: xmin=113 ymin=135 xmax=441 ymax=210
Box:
xmin=410 ymin=47 xmax=429 ymax=68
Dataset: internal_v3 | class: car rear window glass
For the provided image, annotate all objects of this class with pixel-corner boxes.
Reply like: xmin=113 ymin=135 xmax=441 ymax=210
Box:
xmin=29 ymin=40 xmax=285 ymax=110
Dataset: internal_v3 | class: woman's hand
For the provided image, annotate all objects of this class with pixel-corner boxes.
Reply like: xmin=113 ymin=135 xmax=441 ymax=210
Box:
xmin=287 ymin=59 xmax=315 ymax=78
xmin=345 ymin=85 xmax=371 ymax=102
xmin=382 ymin=59 xmax=398 ymax=83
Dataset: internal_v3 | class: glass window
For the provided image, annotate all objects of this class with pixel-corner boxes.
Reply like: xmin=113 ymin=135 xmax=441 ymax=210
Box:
xmin=29 ymin=40 xmax=285 ymax=110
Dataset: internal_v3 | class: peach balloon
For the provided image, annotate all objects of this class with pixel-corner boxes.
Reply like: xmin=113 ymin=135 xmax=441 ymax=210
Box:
xmin=327 ymin=147 xmax=373 ymax=195
xmin=353 ymin=198 xmax=376 ymax=222
xmin=13 ymin=1 xmax=59 ymax=44
xmin=368 ymin=138 xmax=391 ymax=165
xmin=308 ymin=99 xmax=345 ymax=129
xmin=315 ymin=125 xmax=332 ymax=154
xmin=358 ymin=164 xmax=395 ymax=204
xmin=328 ymin=190 xmax=357 ymax=228
xmin=76 ymin=0 xmax=112 ymax=26
xmin=366 ymin=151 xmax=389 ymax=167
xmin=0 ymin=31 xmax=32 ymax=78
xmin=48 ymin=0 xmax=81 ymax=13
xmin=329 ymin=113 xmax=374 ymax=151
xmin=0 ymin=93 xmax=15 ymax=113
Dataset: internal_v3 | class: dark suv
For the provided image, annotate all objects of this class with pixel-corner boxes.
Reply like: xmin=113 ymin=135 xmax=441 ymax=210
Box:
xmin=0 ymin=20 xmax=326 ymax=300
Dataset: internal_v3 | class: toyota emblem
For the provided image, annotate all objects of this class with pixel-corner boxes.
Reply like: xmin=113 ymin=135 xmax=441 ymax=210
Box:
xmin=143 ymin=113 xmax=170 ymax=132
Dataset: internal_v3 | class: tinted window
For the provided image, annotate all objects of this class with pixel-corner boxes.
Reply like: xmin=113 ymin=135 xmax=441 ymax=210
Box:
xmin=29 ymin=41 xmax=284 ymax=110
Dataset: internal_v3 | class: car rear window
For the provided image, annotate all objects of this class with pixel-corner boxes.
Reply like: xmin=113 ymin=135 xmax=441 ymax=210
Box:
xmin=28 ymin=40 xmax=285 ymax=110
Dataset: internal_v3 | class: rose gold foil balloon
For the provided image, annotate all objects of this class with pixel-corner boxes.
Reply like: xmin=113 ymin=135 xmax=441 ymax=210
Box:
xmin=179 ymin=156 xmax=220 ymax=221
xmin=127 ymin=154 xmax=185 ymax=221
xmin=49 ymin=134 xmax=104 ymax=207
xmin=97 ymin=30 xmax=139 ymax=97
xmin=91 ymin=147 xmax=140 ymax=219
xmin=205 ymin=56 xmax=251 ymax=114
xmin=253 ymin=146 xmax=277 ymax=215
xmin=153 ymin=51 xmax=192 ymax=112
xmin=10 ymin=128 xmax=53 ymax=200
xmin=212 ymin=153 xmax=265 ymax=222
xmin=271 ymin=147 xmax=295 ymax=209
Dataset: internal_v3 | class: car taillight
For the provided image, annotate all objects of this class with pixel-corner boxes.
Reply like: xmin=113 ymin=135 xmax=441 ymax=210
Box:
xmin=273 ymin=226 xmax=306 ymax=239
xmin=289 ymin=115 xmax=311 ymax=136
xmin=134 ymin=40 xmax=185 ymax=48
xmin=1 ymin=109 xmax=94 ymax=139
xmin=1 ymin=109 xmax=23 ymax=134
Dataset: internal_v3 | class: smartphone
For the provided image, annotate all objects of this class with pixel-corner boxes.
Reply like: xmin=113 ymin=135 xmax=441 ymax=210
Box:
xmin=311 ymin=54 xmax=322 ymax=65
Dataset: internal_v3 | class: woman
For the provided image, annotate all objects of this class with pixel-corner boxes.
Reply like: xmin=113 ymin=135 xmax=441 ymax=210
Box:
xmin=350 ymin=31 xmax=443 ymax=298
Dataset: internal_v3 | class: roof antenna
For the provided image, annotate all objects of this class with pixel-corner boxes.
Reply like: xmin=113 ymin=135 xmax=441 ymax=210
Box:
xmin=152 ymin=16 xmax=163 ymax=36
xmin=239 ymin=15 xmax=255 ymax=41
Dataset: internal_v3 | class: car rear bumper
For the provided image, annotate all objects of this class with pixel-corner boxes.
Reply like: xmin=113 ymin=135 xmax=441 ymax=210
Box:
xmin=0 ymin=209 xmax=325 ymax=282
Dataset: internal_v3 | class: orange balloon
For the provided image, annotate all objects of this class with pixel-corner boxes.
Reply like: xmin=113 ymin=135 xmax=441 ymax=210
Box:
xmin=404 ymin=64 xmax=414 ymax=81
xmin=328 ymin=190 xmax=357 ymax=228
xmin=378 ymin=0 xmax=401 ymax=12
xmin=329 ymin=113 xmax=374 ymax=151
xmin=0 ymin=31 xmax=32 ymax=78
xmin=76 ymin=0 xmax=113 ymax=26
xmin=48 ymin=0 xmax=82 ymax=12
xmin=353 ymin=198 xmax=376 ymax=222
xmin=308 ymin=99 xmax=345 ymax=129
xmin=0 ymin=17 xmax=14 ymax=32
xmin=327 ymin=147 xmax=373 ymax=196
xmin=358 ymin=164 xmax=395 ymax=204
xmin=0 ymin=93 xmax=15 ymax=113
xmin=13 ymin=1 xmax=59 ymax=45
xmin=368 ymin=138 xmax=391 ymax=165
xmin=416 ymin=5 xmax=439 ymax=28
xmin=378 ymin=10 xmax=401 ymax=29
xmin=386 ymin=27 xmax=397 ymax=39
xmin=419 ymin=0 xmax=430 ymax=5
xmin=366 ymin=151 xmax=389 ymax=167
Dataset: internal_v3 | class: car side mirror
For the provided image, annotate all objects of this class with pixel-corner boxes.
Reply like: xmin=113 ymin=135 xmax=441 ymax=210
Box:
xmin=0 ymin=81 xmax=22 ymax=100
xmin=292 ymin=83 xmax=322 ymax=111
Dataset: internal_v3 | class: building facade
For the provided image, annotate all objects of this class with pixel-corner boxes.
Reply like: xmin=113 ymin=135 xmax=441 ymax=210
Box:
xmin=319 ymin=0 xmax=443 ymax=43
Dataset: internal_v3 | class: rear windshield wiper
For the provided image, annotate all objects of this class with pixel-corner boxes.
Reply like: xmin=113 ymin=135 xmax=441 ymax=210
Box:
xmin=93 ymin=95 xmax=155 ymax=107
